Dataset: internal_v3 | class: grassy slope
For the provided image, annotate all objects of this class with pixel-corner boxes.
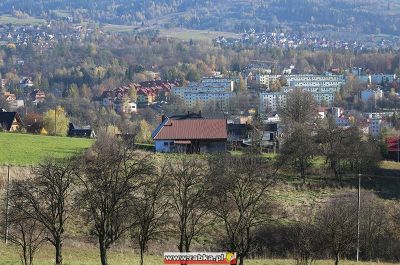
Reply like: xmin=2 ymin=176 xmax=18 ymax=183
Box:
xmin=0 ymin=15 xmax=45 ymax=25
xmin=0 ymin=243 xmax=396 ymax=265
xmin=0 ymin=133 xmax=93 ymax=166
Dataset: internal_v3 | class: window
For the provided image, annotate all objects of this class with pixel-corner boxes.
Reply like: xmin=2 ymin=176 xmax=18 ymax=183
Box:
xmin=164 ymin=142 xmax=168 ymax=146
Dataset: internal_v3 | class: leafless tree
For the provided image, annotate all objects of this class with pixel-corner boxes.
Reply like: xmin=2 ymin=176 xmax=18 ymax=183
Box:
xmin=359 ymin=192 xmax=388 ymax=261
xmin=165 ymin=157 xmax=211 ymax=252
xmin=131 ymin=163 xmax=170 ymax=265
xmin=316 ymin=118 xmax=357 ymax=184
xmin=279 ymin=89 xmax=318 ymax=127
xmin=1 ymin=202 xmax=46 ymax=265
xmin=290 ymin=217 xmax=321 ymax=265
xmin=75 ymin=133 xmax=153 ymax=265
xmin=8 ymin=158 xmax=75 ymax=265
xmin=316 ymin=193 xmax=358 ymax=265
xmin=278 ymin=90 xmax=319 ymax=181
xmin=208 ymin=155 xmax=278 ymax=265
xmin=278 ymin=124 xmax=316 ymax=181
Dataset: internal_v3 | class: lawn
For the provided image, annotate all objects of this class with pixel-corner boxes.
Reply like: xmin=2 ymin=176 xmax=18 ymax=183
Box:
xmin=0 ymin=15 xmax=45 ymax=26
xmin=0 ymin=133 xmax=93 ymax=166
xmin=0 ymin=243 xmax=396 ymax=265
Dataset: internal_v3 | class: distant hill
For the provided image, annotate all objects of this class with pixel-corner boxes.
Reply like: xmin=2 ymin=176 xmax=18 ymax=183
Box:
xmin=1 ymin=0 xmax=400 ymax=35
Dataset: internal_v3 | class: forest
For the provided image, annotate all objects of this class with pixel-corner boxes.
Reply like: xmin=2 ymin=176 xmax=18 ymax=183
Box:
xmin=0 ymin=0 xmax=400 ymax=35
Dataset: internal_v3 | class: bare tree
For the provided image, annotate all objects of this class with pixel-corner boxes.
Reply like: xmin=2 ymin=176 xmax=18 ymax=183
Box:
xmin=166 ymin=157 xmax=211 ymax=252
xmin=8 ymin=158 xmax=75 ymax=265
xmin=316 ymin=117 xmax=356 ymax=184
xmin=278 ymin=124 xmax=316 ymax=181
xmin=359 ymin=192 xmax=388 ymax=261
xmin=75 ymin=133 xmax=153 ymax=265
xmin=290 ymin=217 xmax=321 ymax=265
xmin=208 ymin=155 xmax=278 ymax=265
xmin=278 ymin=90 xmax=319 ymax=181
xmin=1 ymin=202 xmax=46 ymax=265
xmin=279 ymin=89 xmax=318 ymax=127
xmin=131 ymin=164 xmax=170 ymax=265
xmin=317 ymin=193 xmax=358 ymax=265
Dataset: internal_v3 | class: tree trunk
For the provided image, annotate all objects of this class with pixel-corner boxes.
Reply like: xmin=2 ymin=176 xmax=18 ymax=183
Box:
xmin=185 ymin=239 xmax=191 ymax=252
xmin=238 ymin=255 xmax=244 ymax=265
xmin=22 ymin=246 xmax=28 ymax=265
xmin=139 ymin=245 xmax=144 ymax=265
xmin=334 ymin=253 xmax=339 ymax=265
xmin=99 ymin=238 xmax=108 ymax=265
xmin=178 ymin=229 xmax=184 ymax=252
xmin=55 ymin=237 xmax=63 ymax=265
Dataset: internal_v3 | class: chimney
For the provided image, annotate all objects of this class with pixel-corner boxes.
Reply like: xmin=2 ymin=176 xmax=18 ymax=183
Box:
xmin=199 ymin=110 xmax=202 ymax=117
xmin=161 ymin=115 xmax=166 ymax=123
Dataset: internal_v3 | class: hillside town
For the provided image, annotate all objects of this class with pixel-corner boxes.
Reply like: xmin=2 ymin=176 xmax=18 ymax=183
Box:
xmin=214 ymin=29 xmax=400 ymax=51
xmin=2 ymin=63 xmax=400 ymax=159
xmin=2 ymin=1 xmax=400 ymax=264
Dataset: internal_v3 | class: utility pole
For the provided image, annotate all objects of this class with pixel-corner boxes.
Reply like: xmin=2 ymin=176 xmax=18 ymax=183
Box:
xmin=4 ymin=165 xmax=10 ymax=245
xmin=356 ymin=173 xmax=361 ymax=262
xmin=54 ymin=106 xmax=57 ymax=136
xmin=397 ymin=135 xmax=400 ymax=163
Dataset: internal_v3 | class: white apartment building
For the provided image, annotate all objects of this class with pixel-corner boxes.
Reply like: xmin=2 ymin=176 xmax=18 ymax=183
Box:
xmin=259 ymin=92 xmax=287 ymax=112
xmin=260 ymin=88 xmax=339 ymax=112
xmin=370 ymin=74 xmax=396 ymax=84
xmin=182 ymin=91 xmax=233 ymax=108
xmin=356 ymin=74 xmax=396 ymax=84
xmin=255 ymin=74 xmax=270 ymax=87
xmin=287 ymin=81 xmax=344 ymax=87
xmin=201 ymin=77 xmax=235 ymax=91
xmin=284 ymin=74 xmax=345 ymax=82
xmin=172 ymin=78 xmax=235 ymax=108
xmin=255 ymin=74 xmax=281 ymax=88
xmin=361 ymin=89 xmax=383 ymax=103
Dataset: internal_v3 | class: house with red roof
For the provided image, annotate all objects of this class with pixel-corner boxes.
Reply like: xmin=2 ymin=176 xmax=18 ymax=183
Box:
xmin=152 ymin=113 xmax=228 ymax=153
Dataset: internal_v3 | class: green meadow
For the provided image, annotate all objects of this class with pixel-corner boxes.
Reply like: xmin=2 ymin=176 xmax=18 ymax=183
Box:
xmin=0 ymin=133 xmax=93 ymax=166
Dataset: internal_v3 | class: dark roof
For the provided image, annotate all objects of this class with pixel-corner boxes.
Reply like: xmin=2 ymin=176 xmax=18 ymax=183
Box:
xmin=153 ymin=118 xmax=227 ymax=140
xmin=68 ymin=123 xmax=95 ymax=138
xmin=0 ymin=112 xmax=22 ymax=131
xmin=228 ymin=124 xmax=249 ymax=141
xmin=69 ymin=129 xmax=94 ymax=137
xmin=169 ymin=112 xmax=203 ymax=120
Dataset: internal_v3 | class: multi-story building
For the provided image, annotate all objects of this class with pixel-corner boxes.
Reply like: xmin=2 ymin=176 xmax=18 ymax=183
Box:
xmin=285 ymin=74 xmax=345 ymax=87
xmin=259 ymin=92 xmax=287 ymax=112
xmin=370 ymin=74 xmax=396 ymax=84
xmin=201 ymin=77 xmax=235 ymax=92
xmin=255 ymin=74 xmax=281 ymax=89
xmin=172 ymin=78 xmax=236 ymax=109
xmin=260 ymin=86 xmax=340 ymax=112
xmin=115 ymin=99 xmax=137 ymax=114
xmin=369 ymin=118 xmax=383 ymax=137
xmin=182 ymin=91 xmax=233 ymax=108
xmin=361 ymin=89 xmax=383 ymax=103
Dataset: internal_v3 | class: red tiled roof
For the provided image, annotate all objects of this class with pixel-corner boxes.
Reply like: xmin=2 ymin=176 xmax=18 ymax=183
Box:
xmin=154 ymin=119 xmax=227 ymax=140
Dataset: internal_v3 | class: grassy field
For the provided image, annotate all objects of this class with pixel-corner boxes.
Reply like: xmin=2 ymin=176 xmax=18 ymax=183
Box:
xmin=0 ymin=133 xmax=93 ymax=166
xmin=102 ymin=24 xmax=240 ymax=41
xmin=0 ymin=15 xmax=45 ymax=26
xmin=102 ymin=24 xmax=139 ymax=33
xmin=159 ymin=28 xmax=240 ymax=41
xmin=0 ymin=243 xmax=397 ymax=265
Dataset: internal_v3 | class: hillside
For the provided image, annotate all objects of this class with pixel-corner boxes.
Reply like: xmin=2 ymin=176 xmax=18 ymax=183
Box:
xmin=0 ymin=133 xmax=93 ymax=166
xmin=0 ymin=0 xmax=400 ymax=36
